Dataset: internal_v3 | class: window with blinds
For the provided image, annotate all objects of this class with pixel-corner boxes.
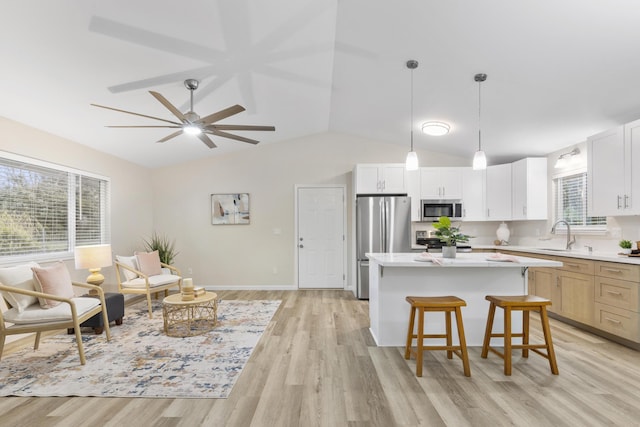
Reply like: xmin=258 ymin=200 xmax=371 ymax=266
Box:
xmin=0 ymin=153 xmax=110 ymax=260
xmin=553 ymin=171 xmax=606 ymax=231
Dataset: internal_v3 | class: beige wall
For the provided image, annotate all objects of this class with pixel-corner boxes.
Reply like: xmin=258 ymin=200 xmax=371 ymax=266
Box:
xmin=0 ymin=116 xmax=154 ymax=289
xmin=151 ymin=132 xmax=467 ymax=289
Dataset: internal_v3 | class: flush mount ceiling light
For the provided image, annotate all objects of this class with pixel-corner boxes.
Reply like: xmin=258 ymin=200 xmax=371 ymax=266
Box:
xmin=421 ymin=121 xmax=450 ymax=136
xmin=405 ymin=60 xmax=419 ymax=171
xmin=554 ymin=147 xmax=581 ymax=168
xmin=472 ymin=73 xmax=488 ymax=170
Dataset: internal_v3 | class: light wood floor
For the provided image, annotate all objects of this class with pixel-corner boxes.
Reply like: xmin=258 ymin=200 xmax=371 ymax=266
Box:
xmin=2 ymin=289 xmax=640 ymax=427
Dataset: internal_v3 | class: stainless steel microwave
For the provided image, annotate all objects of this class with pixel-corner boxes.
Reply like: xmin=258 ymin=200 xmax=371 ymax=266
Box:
xmin=421 ymin=199 xmax=463 ymax=221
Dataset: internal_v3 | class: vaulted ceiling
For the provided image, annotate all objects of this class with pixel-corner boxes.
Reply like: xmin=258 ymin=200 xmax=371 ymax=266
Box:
xmin=2 ymin=1 xmax=640 ymax=168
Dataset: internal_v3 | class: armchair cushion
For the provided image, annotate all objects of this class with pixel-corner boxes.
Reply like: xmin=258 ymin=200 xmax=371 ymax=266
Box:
xmin=121 ymin=274 xmax=181 ymax=289
xmin=135 ymin=250 xmax=162 ymax=276
xmin=115 ymin=255 xmax=139 ymax=281
xmin=4 ymin=296 xmax=100 ymax=324
xmin=31 ymin=262 xmax=75 ymax=308
xmin=0 ymin=262 xmax=40 ymax=312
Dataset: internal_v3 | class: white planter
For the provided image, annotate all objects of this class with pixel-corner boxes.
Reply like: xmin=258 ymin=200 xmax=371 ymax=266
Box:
xmin=442 ymin=246 xmax=457 ymax=259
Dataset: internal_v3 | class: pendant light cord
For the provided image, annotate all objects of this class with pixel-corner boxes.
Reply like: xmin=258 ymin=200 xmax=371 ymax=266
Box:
xmin=410 ymin=66 xmax=414 ymax=151
xmin=477 ymin=78 xmax=482 ymax=152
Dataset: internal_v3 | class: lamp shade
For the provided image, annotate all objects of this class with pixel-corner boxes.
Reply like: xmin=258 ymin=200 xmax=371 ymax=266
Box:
xmin=472 ymin=150 xmax=487 ymax=170
xmin=74 ymin=244 xmax=113 ymax=269
xmin=405 ymin=151 xmax=419 ymax=171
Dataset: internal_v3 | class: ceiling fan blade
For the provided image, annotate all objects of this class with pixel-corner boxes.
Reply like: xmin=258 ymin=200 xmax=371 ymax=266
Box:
xmin=91 ymin=104 xmax=182 ymax=125
xmin=149 ymin=91 xmax=187 ymax=122
xmin=197 ymin=133 xmax=217 ymax=149
xmin=106 ymin=125 xmax=182 ymax=128
xmin=197 ymin=105 xmax=245 ymax=124
xmin=207 ymin=124 xmax=275 ymax=132
xmin=206 ymin=129 xmax=260 ymax=145
xmin=157 ymin=130 xmax=183 ymax=143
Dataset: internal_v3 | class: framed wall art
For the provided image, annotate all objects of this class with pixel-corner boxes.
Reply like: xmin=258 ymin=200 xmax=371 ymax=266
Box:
xmin=211 ymin=193 xmax=250 ymax=225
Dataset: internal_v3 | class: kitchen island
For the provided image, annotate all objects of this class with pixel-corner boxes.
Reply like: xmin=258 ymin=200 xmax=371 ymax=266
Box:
xmin=367 ymin=252 xmax=562 ymax=346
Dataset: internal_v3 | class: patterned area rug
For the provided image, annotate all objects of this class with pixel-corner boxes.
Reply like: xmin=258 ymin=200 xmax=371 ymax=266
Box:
xmin=0 ymin=298 xmax=281 ymax=398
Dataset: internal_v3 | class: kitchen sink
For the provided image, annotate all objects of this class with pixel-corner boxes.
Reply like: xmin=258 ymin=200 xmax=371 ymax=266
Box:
xmin=538 ymin=248 xmax=568 ymax=252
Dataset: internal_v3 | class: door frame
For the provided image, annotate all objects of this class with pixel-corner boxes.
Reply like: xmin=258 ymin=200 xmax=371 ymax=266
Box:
xmin=294 ymin=184 xmax=347 ymax=290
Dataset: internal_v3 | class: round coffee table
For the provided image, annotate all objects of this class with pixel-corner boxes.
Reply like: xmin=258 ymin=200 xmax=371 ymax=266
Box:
xmin=162 ymin=291 xmax=218 ymax=337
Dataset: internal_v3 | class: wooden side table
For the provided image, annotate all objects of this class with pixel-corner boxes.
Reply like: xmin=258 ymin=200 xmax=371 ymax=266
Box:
xmin=162 ymin=291 xmax=218 ymax=337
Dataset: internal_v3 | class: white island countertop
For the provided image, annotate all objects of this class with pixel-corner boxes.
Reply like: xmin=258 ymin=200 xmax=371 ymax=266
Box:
xmin=367 ymin=252 xmax=562 ymax=268
xmin=366 ymin=252 xmax=561 ymax=347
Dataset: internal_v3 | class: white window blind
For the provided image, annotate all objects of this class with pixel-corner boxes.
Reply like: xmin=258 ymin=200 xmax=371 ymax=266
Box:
xmin=553 ymin=171 xmax=606 ymax=232
xmin=0 ymin=153 xmax=110 ymax=260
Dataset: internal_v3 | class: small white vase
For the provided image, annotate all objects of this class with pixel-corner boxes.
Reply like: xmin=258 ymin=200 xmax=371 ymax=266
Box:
xmin=496 ymin=222 xmax=510 ymax=244
xmin=442 ymin=246 xmax=457 ymax=259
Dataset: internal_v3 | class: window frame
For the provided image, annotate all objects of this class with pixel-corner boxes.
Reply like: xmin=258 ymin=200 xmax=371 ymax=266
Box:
xmin=0 ymin=151 xmax=111 ymax=264
xmin=551 ymin=167 xmax=606 ymax=235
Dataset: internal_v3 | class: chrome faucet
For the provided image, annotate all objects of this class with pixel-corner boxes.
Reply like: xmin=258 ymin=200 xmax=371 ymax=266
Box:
xmin=551 ymin=219 xmax=576 ymax=250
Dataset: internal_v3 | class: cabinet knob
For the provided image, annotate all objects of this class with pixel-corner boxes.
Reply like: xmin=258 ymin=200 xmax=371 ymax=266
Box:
xmin=299 ymin=244 xmax=304 ymax=248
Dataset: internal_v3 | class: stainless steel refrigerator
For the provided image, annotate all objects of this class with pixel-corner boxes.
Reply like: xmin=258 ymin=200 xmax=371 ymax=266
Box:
xmin=356 ymin=195 xmax=411 ymax=299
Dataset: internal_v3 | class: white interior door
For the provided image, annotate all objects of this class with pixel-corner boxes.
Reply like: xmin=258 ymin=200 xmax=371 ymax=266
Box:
xmin=297 ymin=186 xmax=345 ymax=289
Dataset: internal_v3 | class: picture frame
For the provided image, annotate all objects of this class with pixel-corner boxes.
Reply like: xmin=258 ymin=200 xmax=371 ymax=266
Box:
xmin=211 ymin=193 xmax=250 ymax=225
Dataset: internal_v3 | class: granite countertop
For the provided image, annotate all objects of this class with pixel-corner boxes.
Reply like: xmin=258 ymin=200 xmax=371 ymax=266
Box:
xmin=366 ymin=252 xmax=562 ymax=268
xmin=473 ymin=245 xmax=640 ymax=266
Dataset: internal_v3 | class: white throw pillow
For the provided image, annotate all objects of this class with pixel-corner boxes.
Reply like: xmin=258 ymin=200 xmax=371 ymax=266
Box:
xmin=116 ymin=255 xmax=139 ymax=281
xmin=0 ymin=262 xmax=40 ymax=312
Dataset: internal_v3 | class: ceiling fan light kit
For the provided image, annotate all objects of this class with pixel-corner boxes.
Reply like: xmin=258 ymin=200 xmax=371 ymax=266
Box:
xmin=421 ymin=121 xmax=450 ymax=136
xmin=472 ymin=73 xmax=488 ymax=171
xmin=91 ymin=79 xmax=275 ymax=149
xmin=405 ymin=60 xmax=419 ymax=171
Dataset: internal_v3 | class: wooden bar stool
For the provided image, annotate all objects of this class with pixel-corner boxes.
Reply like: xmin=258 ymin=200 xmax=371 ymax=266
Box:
xmin=481 ymin=295 xmax=559 ymax=376
xmin=404 ymin=296 xmax=471 ymax=377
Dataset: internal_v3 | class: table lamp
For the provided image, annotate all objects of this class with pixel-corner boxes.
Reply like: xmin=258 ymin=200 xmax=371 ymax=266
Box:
xmin=74 ymin=244 xmax=113 ymax=294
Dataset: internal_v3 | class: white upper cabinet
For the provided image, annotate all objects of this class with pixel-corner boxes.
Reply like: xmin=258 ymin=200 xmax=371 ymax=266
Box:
xmin=406 ymin=169 xmax=421 ymax=221
xmin=627 ymin=119 xmax=640 ymax=215
xmin=355 ymin=164 xmax=407 ymax=194
xmin=587 ymin=126 xmax=627 ymax=216
xmin=486 ymin=164 xmax=512 ymax=221
xmin=419 ymin=167 xmax=463 ymax=199
xmin=461 ymin=168 xmax=486 ymax=221
xmin=511 ymin=158 xmax=548 ymax=220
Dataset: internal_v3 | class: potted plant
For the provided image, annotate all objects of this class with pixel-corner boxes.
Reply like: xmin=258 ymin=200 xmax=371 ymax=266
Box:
xmin=619 ymin=239 xmax=632 ymax=255
xmin=432 ymin=216 xmax=472 ymax=258
xmin=143 ymin=232 xmax=179 ymax=265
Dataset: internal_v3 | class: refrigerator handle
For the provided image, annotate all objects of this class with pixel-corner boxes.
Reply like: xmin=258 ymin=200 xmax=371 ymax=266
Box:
xmin=381 ymin=198 xmax=387 ymax=252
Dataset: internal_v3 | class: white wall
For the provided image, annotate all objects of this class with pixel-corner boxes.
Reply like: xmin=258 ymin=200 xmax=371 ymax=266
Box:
xmin=0 ymin=116 xmax=154 ymax=289
xmin=151 ymin=132 xmax=467 ymax=289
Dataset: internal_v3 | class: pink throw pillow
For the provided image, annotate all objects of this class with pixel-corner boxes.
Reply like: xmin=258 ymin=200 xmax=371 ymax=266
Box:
xmin=135 ymin=250 xmax=163 ymax=276
xmin=31 ymin=262 xmax=75 ymax=308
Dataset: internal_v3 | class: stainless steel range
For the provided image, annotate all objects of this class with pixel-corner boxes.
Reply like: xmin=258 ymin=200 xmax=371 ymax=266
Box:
xmin=415 ymin=230 xmax=472 ymax=253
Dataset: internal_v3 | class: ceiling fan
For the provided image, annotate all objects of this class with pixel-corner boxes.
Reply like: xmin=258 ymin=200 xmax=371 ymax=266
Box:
xmin=91 ymin=79 xmax=275 ymax=148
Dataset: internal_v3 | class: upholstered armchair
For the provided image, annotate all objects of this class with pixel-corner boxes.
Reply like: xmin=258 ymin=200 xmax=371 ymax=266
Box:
xmin=0 ymin=262 xmax=112 ymax=365
xmin=115 ymin=251 xmax=182 ymax=318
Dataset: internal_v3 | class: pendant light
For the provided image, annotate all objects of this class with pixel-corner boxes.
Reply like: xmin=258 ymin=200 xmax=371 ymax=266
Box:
xmin=473 ymin=73 xmax=487 ymax=170
xmin=405 ymin=60 xmax=419 ymax=171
